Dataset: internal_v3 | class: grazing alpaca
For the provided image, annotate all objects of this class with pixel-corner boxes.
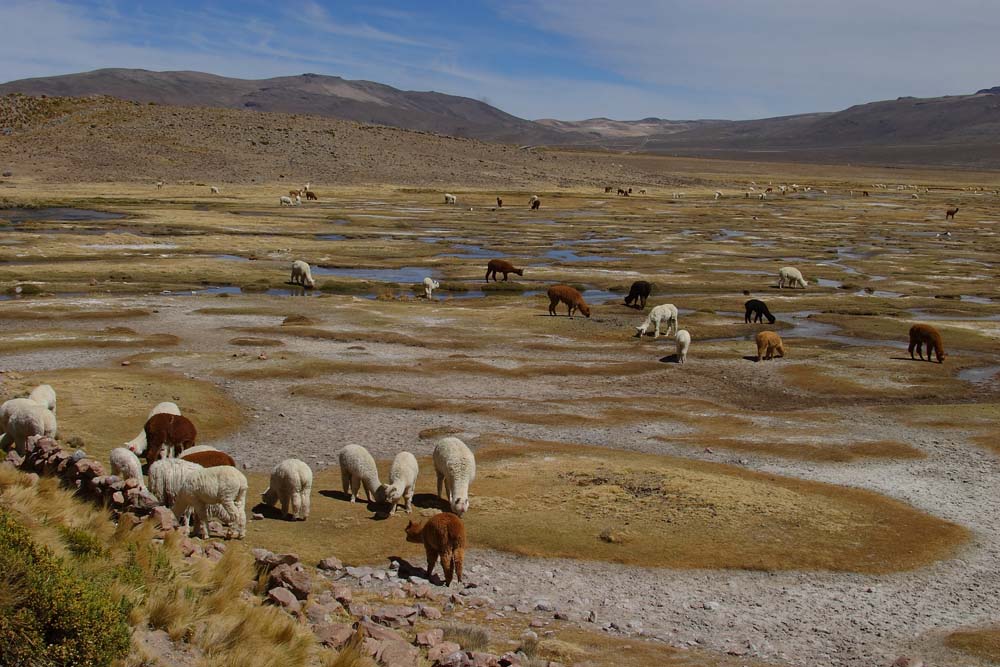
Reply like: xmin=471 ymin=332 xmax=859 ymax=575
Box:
xmin=755 ymin=331 xmax=785 ymax=362
xmin=143 ymin=413 xmax=197 ymax=464
xmin=305 ymin=191 xmax=318 ymax=201
xmin=624 ymin=280 xmax=652 ymax=309
xmin=862 ymin=190 xmax=870 ymax=197
xmin=946 ymin=207 xmax=959 ymax=220
xmin=675 ymin=329 xmax=691 ymax=363
xmin=547 ymin=285 xmax=591 ymax=318
xmin=405 ymin=513 xmax=466 ymax=587
xmin=485 ymin=258 xmax=523 ymax=282
xmin=604 ymin=186 xmax=613 ymax=193
xmin=777 ymin=267 xmax=808 ymax=289
xmin=908 ymin=324 xmax=946 ymax=363
xmin=423 ymin=276 xmax=440 ymax=299
xmin=744 ymin=299 xmax=776 ymax=324
xmin=444 ymin=193 xmax=457 ymax=204
xmin=290 ymin=260 xmax=316 ymax=288
xmin=496 ymin=196 xmax=503 ymax=208
xmin=530 ymin=196 xmax=541 ymax=210
xmin=635 ymin=303 xmax=678 ymax=338
xmin=288 ymin=189 xmax=303 ymax=199
xmin=617 ymin=188 xmax=628 ymax=196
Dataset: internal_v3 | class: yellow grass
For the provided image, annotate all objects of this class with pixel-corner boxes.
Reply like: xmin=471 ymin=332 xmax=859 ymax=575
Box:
xmin=946 ymin=627 xmax=1000 ymax=664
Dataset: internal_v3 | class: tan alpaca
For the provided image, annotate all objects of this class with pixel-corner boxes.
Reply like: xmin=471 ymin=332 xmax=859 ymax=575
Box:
xmin=755 ymin=331 xmax=785 ymax=361
xmin=405 ymin=512 xmax=466 ymax=586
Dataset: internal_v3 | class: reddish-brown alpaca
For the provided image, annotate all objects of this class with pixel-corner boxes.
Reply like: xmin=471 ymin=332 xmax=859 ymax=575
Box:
xmin=547 ymin=285 xmax=591 ymax=318
xmin=909 ymin=324 xmax=946 ymax=363
xmin=405 ymin=512 xmax=466 ymax=587
xmin=485 ymin=258 xmax=523 ymax=282
xmin=143 ymin=413 xmax=197 ymax=464
xmin=179 ymin=449 xmax=235 ymax=467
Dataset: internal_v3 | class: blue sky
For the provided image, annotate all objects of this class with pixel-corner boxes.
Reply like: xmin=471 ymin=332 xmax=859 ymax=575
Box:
xmin=2 ymin=0 xmax=1000 ymax=121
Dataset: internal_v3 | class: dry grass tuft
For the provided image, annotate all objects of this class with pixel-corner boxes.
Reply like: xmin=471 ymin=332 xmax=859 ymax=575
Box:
xmin=442 ymin=624 xmax=490 ymax=652
xmin=946 ymin=626 xmax=1000 ymax=663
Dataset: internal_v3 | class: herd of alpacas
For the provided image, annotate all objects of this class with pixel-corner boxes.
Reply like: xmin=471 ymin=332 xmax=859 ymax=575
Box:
xmin=0 ymin=186 xmax=954 ymax=586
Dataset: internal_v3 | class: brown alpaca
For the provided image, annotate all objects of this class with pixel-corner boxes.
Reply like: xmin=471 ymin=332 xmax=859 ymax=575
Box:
xmin=143 ymin=413 xmax=197 ymax=464
xmin=755 ymin=331 xmax=785 ymax=361
xmin=946 ymin=207 xmax=959 ymax=220
xmin=862 ymin=190 xmax=870 ymax=197
xmin=485 ymin=258 xmax=523 ymax=282
xmin=305 ymin=191 xmax=318 ymax=201
xmin=179 ymin=449 xmax=236 ymax=467
xmin=405 ymin=513 xmax=466 ymax=587
xmin=496 ymin=197 xmax=503 ymax=208
xmin=547 ymin=285 xmax=591 ymax=318
xmin=909 ymin=324 xmax=946 ymax=363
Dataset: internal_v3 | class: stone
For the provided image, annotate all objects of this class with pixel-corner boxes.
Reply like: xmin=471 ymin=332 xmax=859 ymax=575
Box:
xmin=306 ymin=600 xmax=344 ymax=625
xmin=371 ymin=606 xmax=418 ymax=628
xmin=373 ymin=639 xmax=420 ymax=667
xmin=498 ymin=653 xmax=523 ymax=667
xmin=318 ymin=556 xmax=344 ymax=571
xmin=268 ymin=563 xmax=312 ymax=600
xmin=470 ymin=653 xmax=500 ymax=667
xmin=418 ymin=604 xmax=443 ymax=619
xmin=416 ymin=628 xmax=444 ymax=647
xmin=4 ymin=450 xmax=24 ymax=467
xmin=533 ymin=599 xmax=555 ymax=612
xmin=149 ymin=506 xmax=178 ymax=531
xmin=266 ymin=587 xmax=301 ymax=614
xmin=529 ymin=619 xmax=547 ymax=628
xmin=178 ymin=537 xmax=201 ymax=557
xmin=331 ymin=583 xmax=353 ymax=605
xmin=360 ymin=620 xmax=406 ymax=644
xmin=314 ymin=622 xmax=355 ymax=649
xmin=891 ymin=659 xmax=924 ymax=667
xmin=427 ymin=643 xmax=462 ymax=663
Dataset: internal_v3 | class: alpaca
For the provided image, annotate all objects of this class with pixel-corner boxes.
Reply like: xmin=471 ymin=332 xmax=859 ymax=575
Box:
xmin=143 ymin=413 xmax=197 ymax=464
xmin=405 ymin=513 xmax=466 ymax=587
xmin=946 ymin=207 xmax=959 ymax=220
xmin=496 ymin=196 xmax=503 ymax=208
xmin=744 ymin=299 xmax=776 ymax=324
xmin=547 ymin=285 xmax=591 ymax=318
xmin=908 ymin=324 xmax=946 ymax=363
xmin=624 ymin=280 xmax=652 ymax=309
xmin=755 ymin=331 xmax=785 ymax=361
xmin=305 ymin=191 xmax=319 ymax=201
xmin=485 ymin=259 xmax=523 ymax=282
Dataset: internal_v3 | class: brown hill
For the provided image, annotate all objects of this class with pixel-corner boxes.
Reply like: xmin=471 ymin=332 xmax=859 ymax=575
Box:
xmin=0 ymin=69 xmax=572 ymax=145
xmin=0 ymin=94 xmax=667 ymax=187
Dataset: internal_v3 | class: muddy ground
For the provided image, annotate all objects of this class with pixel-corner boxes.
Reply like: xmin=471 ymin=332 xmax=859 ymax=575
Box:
xmin=2 ymin=166 xmax=999 ymax=667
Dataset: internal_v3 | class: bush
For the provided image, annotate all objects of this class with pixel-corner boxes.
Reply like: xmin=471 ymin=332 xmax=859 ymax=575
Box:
xmin=0 ymin=509 xmax=131 ymax=666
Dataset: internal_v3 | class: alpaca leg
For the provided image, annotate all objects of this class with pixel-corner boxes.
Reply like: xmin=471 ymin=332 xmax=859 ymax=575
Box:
xmin=425 ymin=549 xmax=439 ymax=581
xmin=436 ymin=471 xmax=445 ymax=498
xmin=908 ymin=340 xmax=916 ymax=360
xmin=350 ymin=476 xmax=361 ymax=502
xmin=404 ymin=486 xmax=414 ymax=514
xmin=548 ymin=297 xmax=558 ymax=316
xmin=654 ymin=319 xmax=661 ymax=338
xmin=364 ymin=481 xmax=374 ymax=503
xmin=341 ymin=468 xmax=351 ymax=495
xmin=288 ymin=494 xmax=298 ymax=520
xmin=440 ymin=548 xmax=454 ymax=586
xmin=454 ymin=547 xmax=464 ymax=583
xmin=281 ymin=496 xmax=291 ymax=519
xmin=301 ymin=489 xmax=311 ymax=520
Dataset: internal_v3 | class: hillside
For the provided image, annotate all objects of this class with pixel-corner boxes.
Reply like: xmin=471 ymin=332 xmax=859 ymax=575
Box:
xmin=0 ymin=94 xmax=665 ymax=187
xmin=0 ymin=69 xmax=573 ymax=145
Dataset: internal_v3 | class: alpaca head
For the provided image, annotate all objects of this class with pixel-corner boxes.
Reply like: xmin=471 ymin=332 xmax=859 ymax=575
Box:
xmin=377 ymin=483 xmax=402 ymax=505
xmin=451 ymin=497 xmax=469 ymax=516
xmin=404 ymin=519 xmax=424 ymax=543
xmin=767 ymin=313 xmax=776 ymax=324
xmin=261 ymin=487 xmax=277 ymax=506
xmin=578 ymin=303 xmax=591 ymax=318
xmin=513 ymin=268 xmax=524 ymax=277
xmin=304 ymin=276 xmax=315 ymax=288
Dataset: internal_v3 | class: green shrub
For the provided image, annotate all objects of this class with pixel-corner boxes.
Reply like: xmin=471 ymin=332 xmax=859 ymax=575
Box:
xmin=0 ymin=509 xmax=131 ymax=666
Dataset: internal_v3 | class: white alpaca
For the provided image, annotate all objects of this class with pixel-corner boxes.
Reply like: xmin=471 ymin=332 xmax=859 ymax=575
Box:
xmin=125 ymin=402 xmax=181 ymax=455
xmin=290 ymin=260 xmax=316 ymax=288
xmin=0 ymin=398 xmax=57 ymax=455
xmin=376 ymin=451 xmax=418 ymax=516
xmin=174 ymin=466 xmax=248 ymax=539
xmin=261 ymin=458 xmax=313 ymax=520
xmin=338 ymin=444 xmax=381 ymax=503
xmin=28 ymin=384 xmax=56 ymax=414
xmin=635 ymin=304 xmax=679 ymax=338
xmin=714 ymin=191 xmax=722 ymax=200
xmin=210 ymin=186 xmax=220 ymax=194
xmin=433 ymin=437 xmax=476 ymax=516
xmin=777 ymin=266 xmax=808 ymax=289
xmin=156 ymin=181 xmax=164 ymax=190
xmin=280 ymin=195 xmax=294 ymax=206
xmin=109 ymin=447 xmax=145 ymax=488
xmin=675 ymin=329 xmax=691 ymax=363
xmin=423 ymin=277 xmax=440 ymax=299
xmin=444 ymin=193 xmax=457 ymax=204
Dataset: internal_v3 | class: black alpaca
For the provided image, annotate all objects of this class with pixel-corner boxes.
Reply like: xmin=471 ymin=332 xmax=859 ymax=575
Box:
xmin=744 ymin=299 xmax=776 ymax=324
xmin=624 ymin=281 xmax=652 ymax=309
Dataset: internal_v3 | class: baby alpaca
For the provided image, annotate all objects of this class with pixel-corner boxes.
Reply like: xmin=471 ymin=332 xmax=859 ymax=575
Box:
xmin=908 ymin=324 xmax=946 ymax=363
xmin=405 ymin=512 xmax=466 ymax=587
xmin=261 ymin=458 xmax=313 ymax=520
xmin=675 ymin=329 xmax=691 ymax=363
xmin=635 ymin=304 xmax=679 ymax=338
xmin=755 ymin=331 xmax=785 ymax=361
xmin=423 ymin=277 xmax=440 ymax=299
xmin=377 ymin=451 xmax=419 ymax=515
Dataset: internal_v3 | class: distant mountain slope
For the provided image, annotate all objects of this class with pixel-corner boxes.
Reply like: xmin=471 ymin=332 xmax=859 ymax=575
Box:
xmin=0 ymin=69 xmax=572 ymax=144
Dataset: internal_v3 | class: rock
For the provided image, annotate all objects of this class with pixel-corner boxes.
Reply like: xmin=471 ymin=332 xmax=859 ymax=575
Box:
xmin=314 ymin=622 xmax=355 ymax=649
xmin=252 ymin=548 xmax=299 ymax=571
xmin=178 ymin=537 xmax=201 ymax=557
xmin=416 ymin=628 xmax=444 ymax=647
xmin=4 ymin=450 xmax=24 ymax=467
xmin=427 ymin=643 xmax=462 ymax=663
xmin=891 ymin=659 xmax=924 ymax=667
xmin=121 ymin=360 xmax=131 ymax=366
xmin=150 ymin=506 xmax=177 ymax=531
xmin=498 ymin=653 xmax=523 ymax=667
xmin=372 ymin=638 xmax=420 ymax=667
xmin=529 ymin=619 xmax=547 ymax=628
xmin=360 ymin=619 xmax=406 ymax=644
xmin=306 ymin=599 xmax=344 ymax=625
xmin=470 ymin=653 xmax=501 ymax=667
xmin=418 ymin=604 xmax=443 ymax=619
xmin=702 ymin=601 xmax=719 ymax=611
xmin=331 ymin=583 xmax=353 ymax=605
xmin=318 ymin=556 xmax=344 ymax=571
xmin=533 ymin=600 xmax=555 ymax=612
xmin=266 ymin=587 xmax=301 ymax=614
xmin=347 ymin=565 xmax=376 ymax=578
xmin=371 ymin=606 xmax=418 ymax=628
xmin=268 ymin=563 xmax=312 ymax=600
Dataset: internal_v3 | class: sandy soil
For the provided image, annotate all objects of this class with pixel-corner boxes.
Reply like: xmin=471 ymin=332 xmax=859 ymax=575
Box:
xmin=1 ymin=171 xmax=999 ymax=667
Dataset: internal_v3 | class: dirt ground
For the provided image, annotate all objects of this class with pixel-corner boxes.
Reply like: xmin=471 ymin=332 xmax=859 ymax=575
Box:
xmin=2 ymin=162 xmax=999 ymax=667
